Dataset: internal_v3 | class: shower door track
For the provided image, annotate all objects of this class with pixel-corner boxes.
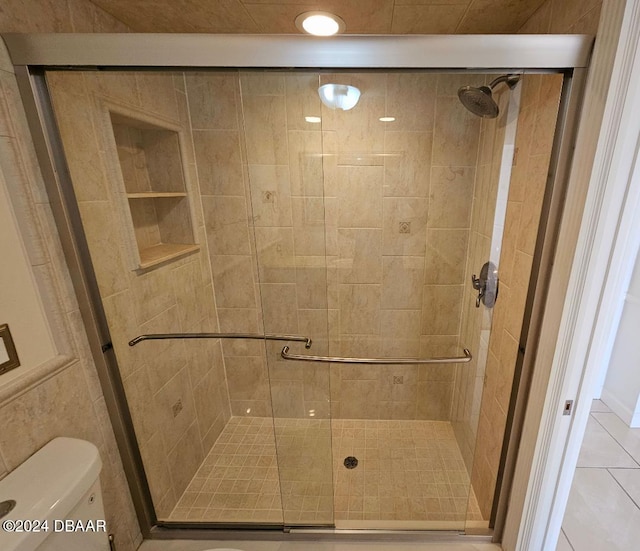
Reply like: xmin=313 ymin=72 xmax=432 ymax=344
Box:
xmin=149 ymin=525 xmax=494 ymax=543
xmin=3 ymin=32 xmax=592 ymax=545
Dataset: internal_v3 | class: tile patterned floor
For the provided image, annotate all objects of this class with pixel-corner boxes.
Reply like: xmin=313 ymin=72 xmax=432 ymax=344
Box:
xmin=331 ymin=419 xmax=482 ymax=524
xmin=560 ymin=400 xmax=640 ymax=550
xmin=168 ymin=416 xmax=482 ymax=527
xmin=169 ymin=417 xmax=283 ymax=523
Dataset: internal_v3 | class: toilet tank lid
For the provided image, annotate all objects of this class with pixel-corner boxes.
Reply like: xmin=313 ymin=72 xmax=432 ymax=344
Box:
xmin=0 ymin=438 xmax=102 ymax=551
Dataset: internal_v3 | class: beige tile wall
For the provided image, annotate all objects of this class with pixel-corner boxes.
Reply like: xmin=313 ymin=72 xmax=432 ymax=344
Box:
xmin=186 ymin=71 xmax=331 ymax=420
xmin=190 ymin=71 xmax=488 ymax=421
xmin=46 ymin=70 xmax=232 ymax=519
xmin=451 ymin=85 xmax=512 ymax=475
xmin=186 ymin=72 xmax=273 ymax=419
xmin=469 ymin=73 xmax=564 ymax=520
xmin=0 ymin=3 xmax=143 ymax=551
xmin=325 ymin=73 xmax=482 ymax=421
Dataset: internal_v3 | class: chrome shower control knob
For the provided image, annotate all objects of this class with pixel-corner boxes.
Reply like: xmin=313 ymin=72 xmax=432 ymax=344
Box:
xmin=471 ymin=261 xmax=499 ymax=308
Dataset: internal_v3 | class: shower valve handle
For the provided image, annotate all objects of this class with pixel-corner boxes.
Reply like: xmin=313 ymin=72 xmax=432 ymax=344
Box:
xmin=471 ymin=273 xmax=482 ymax=290
xmin=471 ymin=274 xmax=485 ymax=307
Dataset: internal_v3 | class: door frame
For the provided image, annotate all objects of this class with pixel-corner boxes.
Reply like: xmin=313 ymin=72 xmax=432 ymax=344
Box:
xmin=3 ymin=32 xmax=594 ymax=543
xmin=503 ymin=1 xmax=640 ymax=549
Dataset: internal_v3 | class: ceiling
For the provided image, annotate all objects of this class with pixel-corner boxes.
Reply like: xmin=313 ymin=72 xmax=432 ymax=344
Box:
xmin=88 ymin=0 xmax=547 ymax=34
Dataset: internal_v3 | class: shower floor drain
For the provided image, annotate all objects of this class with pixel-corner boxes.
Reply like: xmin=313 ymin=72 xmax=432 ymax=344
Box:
xmin=344 ymin=456 xmax=358 ymax=469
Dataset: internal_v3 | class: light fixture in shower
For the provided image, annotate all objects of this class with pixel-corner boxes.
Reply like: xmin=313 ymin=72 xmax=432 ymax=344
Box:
xmin=458 ymin=74 xmax=520 ymax=118
xmin=295 ymin=11 xmax=345 ymax=36
xmin=318 ymin=83 xmax=361 ymax=111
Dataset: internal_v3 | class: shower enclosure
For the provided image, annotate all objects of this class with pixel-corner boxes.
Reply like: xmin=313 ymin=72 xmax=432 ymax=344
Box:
xmin=6 ymin=33 xmax=591 ymax=540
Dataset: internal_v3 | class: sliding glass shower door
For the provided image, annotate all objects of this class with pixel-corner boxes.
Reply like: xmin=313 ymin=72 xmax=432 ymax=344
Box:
xmin=44 ymin=65 xmax=564 ymax=531
xmin=237 ymin=69 xmax=523 ymax=529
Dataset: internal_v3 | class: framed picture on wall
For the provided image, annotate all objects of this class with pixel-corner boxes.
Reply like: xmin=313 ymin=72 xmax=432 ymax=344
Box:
xmin=0 ymin=324 xmax=20 ymax=376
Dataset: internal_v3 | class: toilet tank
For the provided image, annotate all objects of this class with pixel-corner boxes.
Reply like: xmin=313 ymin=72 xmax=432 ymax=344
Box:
xmin=0 ymin=437 xmax=110 ymax=551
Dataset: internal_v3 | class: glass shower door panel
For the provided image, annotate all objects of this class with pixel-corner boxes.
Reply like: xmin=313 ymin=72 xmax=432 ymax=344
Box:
xmin=239 ymin=71 xmax=334 ymax=525
xmin=46 ymin=69 xmax=289 ymax=525
xmin=318 ymin=71 xmax=520 ymax=530
xmin=452 ymin=74 xmax=519 ymax=529
xmin=458 ymin=71 xmax=565 ymax=527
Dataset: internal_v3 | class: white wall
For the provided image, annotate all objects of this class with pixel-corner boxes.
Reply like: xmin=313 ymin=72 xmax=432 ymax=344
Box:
xmin=592 ymin=242 xmax=639 ymax=399
xmin=602 ymin=246 xmax=640 ymax=426
xmin=0 ymin=170 xmax=55 ymax=374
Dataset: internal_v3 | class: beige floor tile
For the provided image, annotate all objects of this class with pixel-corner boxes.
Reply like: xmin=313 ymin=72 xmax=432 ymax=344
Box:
xmin=562 ymin=404 xmax=640 ymax=551
xmin=563 ymin=468 xmax=640 ymax=551
xmin=590 ymin=399 xmax=611 ymax=413
xmin=556 ymin=530 xmax=573 ymax=551
xmin=609 ymin=469 xmax=640 ymax=508
xmin=577 ymin=417 xmax=637 ymax=468
xmin=592 ymin=412 xmax=640 ymax=466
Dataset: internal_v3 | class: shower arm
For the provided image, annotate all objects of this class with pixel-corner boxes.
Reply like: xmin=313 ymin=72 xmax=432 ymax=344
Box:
xmin=281 ymin=346 xmax=472 ymax=365
xmin=128 ymin=332 xmax=313 ymax=349
xmin=488 ymin=74 xmax=520 ymax=91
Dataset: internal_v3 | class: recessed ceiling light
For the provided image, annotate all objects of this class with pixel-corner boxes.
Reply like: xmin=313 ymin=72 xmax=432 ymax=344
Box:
xmin=295 ymin=11 xmax=346 ymax=36
xmin=379 ymin=116 xmax=396 ymax=122
xmin=305 ymin=116 xmax=322 ymax=123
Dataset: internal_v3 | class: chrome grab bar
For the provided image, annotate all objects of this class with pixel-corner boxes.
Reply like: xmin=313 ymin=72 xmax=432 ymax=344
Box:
xmin=280 ymin=346 xmax=472 ymax=365
xmin=129 ymin=333 xmax=312 ymax=348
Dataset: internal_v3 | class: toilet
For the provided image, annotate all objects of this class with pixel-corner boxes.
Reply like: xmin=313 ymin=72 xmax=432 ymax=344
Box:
xmin=0 ymin=437 xmax=110 ymax=551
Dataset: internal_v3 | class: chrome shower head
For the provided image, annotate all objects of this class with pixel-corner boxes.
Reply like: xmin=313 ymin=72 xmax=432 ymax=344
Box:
xmin=457 ymin=74 xmax=520 ymax=119
xmin=458 ymin=85 xmax=499 ymax=118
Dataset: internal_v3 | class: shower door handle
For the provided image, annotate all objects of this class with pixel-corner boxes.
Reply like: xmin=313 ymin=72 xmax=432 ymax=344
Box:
xmin=128 ymin=332 xmax=312 ymax=348
xmin=281 ymin=346 xmax=472 ymax=364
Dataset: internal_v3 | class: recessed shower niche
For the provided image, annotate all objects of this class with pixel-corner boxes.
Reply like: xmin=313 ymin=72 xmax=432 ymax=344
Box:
xmin=109 ymin=111 xmax=198 ymax=270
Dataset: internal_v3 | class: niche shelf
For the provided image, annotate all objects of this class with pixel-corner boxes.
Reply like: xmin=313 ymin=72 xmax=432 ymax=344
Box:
xmin=126 ymin=192 xmax=187 ymax=199
xmin=109 ymin=111 xmax=198 ymax=270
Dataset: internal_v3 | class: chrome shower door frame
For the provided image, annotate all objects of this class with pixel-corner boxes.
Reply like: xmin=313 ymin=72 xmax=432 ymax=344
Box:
xmin=2 ymin=32 xmax=592 ymax=544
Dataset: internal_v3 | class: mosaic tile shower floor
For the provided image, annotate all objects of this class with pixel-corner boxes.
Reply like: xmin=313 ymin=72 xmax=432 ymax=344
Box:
xmin=168 ymin=416 xmax=483 ymax=527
